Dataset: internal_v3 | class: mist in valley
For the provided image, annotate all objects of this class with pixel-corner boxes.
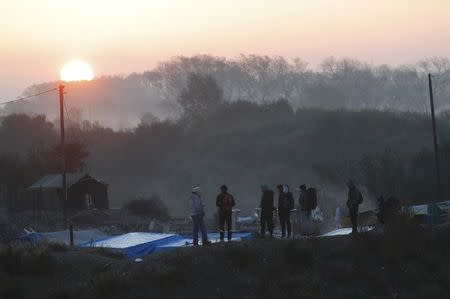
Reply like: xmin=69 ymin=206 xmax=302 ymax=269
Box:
xmin=2 ymin=55 xmax=450 ymax=217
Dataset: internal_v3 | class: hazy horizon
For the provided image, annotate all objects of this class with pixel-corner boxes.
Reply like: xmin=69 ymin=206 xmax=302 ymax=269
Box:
xmin=2 ymin=0 xmax=450 ymax=99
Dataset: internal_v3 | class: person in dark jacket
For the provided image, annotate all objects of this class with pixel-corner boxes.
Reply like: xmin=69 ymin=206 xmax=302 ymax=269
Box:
xmin=298 ymin=184 xmax=311 ymax=236
xmin=216 ymin=185 xmax=236 ymax=241
xmin=346 ymin=180 xmax=363 ymax=235
xmin=278 ymin=184 xmax=294 ymax=237
xmin=260 ymin=184 xmax=274 ymax=238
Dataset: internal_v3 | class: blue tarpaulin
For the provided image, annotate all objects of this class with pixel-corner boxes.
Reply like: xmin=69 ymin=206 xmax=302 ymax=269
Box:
xmin=80 ymin=232 xmax=183 ymax=258
xmin=81 ymin=231 xmax=252 ymax=258
xmin=20 ymin=230 xmax=252 ymax=259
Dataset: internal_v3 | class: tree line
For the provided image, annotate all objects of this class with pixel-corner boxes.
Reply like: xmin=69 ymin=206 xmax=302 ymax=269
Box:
xmin=1 ymin=71 xmax=450 ymax=215
xmin=3 ymin=55 xmax=450 ymax=130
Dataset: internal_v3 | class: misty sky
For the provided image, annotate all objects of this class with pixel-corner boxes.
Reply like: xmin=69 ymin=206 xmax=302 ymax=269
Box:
xmin=1 ymin=0 xmax=450 ymax=100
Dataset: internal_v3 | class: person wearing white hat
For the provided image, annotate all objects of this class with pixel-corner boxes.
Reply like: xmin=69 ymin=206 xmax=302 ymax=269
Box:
xmin=189 ymin=186 xmax=210 ymax=245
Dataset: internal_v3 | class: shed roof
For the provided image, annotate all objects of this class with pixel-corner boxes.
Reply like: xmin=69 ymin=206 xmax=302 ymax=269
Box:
xmin=28 ymin=173 xmax=106 ymax=190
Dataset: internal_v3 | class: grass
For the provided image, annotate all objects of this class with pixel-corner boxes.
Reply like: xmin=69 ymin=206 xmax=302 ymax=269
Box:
xmin=0 ymin=220 xmax=449 ymax=298
xmin=86 ymin=247 xmax=125 ymax=260
xmin=0 ymin=242 xmax=56 ymax=276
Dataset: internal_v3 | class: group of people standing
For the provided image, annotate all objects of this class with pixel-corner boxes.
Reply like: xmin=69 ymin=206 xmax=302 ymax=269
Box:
xmin=188 ymin=185 xmax=235 ymax=245
xmin=188 ymin=180 xmax=363 ymax=245
xmin=260 ymin=184 xmax=316 ymax=238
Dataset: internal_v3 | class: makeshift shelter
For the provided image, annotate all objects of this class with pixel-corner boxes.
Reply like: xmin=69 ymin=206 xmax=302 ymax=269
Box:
xmin=407 ymin=201 xmax=450 ymax=224
xmin=25 ymin=173 xmax=108 ymax=212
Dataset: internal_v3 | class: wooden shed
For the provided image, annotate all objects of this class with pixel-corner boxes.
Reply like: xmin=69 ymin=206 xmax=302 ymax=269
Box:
xmin=27 ymin=173 xmax=109 ymax=212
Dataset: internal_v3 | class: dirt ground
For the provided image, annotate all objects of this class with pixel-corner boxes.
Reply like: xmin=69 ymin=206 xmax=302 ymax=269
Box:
xmin=1 ymin=222 xmax=449 ymax=299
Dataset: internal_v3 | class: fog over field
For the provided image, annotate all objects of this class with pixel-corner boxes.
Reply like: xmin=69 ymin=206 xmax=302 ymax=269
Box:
xmin=1 ymin=55 xmax=450 ymax=217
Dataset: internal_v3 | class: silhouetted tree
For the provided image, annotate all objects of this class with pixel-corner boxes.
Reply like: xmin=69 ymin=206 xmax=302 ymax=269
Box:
xmin=178 ymin=72 xmax=223 ymax=120
xmin=46 ymin=142 xmax=89 ymax=173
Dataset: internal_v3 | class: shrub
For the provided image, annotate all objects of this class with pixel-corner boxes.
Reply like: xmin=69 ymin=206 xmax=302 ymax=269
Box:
xmin=122 ymin=195 xmax=170 ymax=220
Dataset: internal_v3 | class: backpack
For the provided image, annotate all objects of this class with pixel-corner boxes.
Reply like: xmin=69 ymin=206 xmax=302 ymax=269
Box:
xmin=306 ymin=188 xmax=317 ymax=210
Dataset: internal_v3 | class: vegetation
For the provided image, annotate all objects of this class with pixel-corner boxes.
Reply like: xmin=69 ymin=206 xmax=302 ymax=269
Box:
xmin=0 ymin=243 xmax=56 ymax=276
xmin=1 ymin=102 xmax=450 ymax=215
xmin=0 ymin=223 xmax=449 ymax=298
xmin=1 ymin=55 xmax=450 ymax=215
xmin=4 ymin=56 xmax=450 ymax=129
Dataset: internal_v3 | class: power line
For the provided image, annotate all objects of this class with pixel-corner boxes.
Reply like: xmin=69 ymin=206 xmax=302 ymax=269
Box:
xmin=0 ymin=88 xmax=58 ymax=106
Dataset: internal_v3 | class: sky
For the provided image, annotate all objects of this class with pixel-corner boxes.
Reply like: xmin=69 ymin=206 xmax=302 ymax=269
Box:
xmin=1 ymin=0 xmax=450 ymax=100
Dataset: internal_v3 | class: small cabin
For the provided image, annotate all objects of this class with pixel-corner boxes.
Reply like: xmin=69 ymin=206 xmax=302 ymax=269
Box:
xmin=26 ymin=173 xmax=109 ymax=213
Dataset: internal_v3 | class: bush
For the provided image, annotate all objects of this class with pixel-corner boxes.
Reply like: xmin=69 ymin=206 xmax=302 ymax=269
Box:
xmin=122 ymin=195 xmax=170 ymax=220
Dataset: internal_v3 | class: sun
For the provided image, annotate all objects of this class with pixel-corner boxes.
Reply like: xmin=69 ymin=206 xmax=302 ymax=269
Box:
xmin=60 ymin=60 xmax=94 ymax=82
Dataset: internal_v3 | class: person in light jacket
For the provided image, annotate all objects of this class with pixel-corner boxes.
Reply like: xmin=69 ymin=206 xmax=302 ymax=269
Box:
xmin=189 ymin=186 xmax=210 ymax=245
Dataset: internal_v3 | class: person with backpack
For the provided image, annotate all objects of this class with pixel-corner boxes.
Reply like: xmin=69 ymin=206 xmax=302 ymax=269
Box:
xmin=346 ymin=180 xmax=363 ymax=235
xmin=216 ymin=184 xmax=236 ymax=241
xmin=298 ymin=184 xmax=309 ymax=236
xmin=298 ymin=184 xmax=317 ymax=236
xmin=277 ymin=184 xmax=294 ymax=237
xmin=189 ymin=186 xmax=211 ymax=245
xmin=260 ymin=184 xmax=275 ymax=238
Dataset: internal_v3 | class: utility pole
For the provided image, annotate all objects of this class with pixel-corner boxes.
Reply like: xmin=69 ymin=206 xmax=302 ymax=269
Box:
xmin=59 ymin=85 xmax=67 ymax=229
xmin=428 ymin=73 xmax=442 ymax=226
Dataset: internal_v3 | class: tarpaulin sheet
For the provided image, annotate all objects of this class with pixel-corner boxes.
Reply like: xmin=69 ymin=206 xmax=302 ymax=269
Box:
xmin=155 ymin=231 xmax=252 ymax=251
xmin=319 ymin=226 xmax=374 ymax=237
xmin=80 ymin=232 xmax=183 ymax=258
xmin=81 ymin=231 xmax=252 ymax=258
xmin=18 ymin=229 xmax=107 ymax=245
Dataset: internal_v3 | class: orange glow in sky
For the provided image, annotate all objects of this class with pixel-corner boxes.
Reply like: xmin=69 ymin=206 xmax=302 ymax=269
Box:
xmin=1 ymin=0 xmax=450 ymax=98
xmin=60 ymin=60 xmax=94 ymax=82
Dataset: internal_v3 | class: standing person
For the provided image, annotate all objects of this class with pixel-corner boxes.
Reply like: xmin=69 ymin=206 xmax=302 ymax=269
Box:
xmin=216 ymin=185 xmax=236 ymax=241
xmin=189 ymin=186 xmax=210 ymax=246
xmin=277 ymin=184 xmax=294 ymax=237
xmin=260 ymin=184 xmax=275 ymax=238
xmin=298 ymin=184 xmax=311 ymax=236
xmin=346 ymin=180 xmax=363 ymax=235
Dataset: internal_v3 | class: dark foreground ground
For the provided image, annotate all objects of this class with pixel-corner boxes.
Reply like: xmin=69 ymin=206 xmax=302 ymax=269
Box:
xmin=1 ymin=222 xmax=450 ymax=299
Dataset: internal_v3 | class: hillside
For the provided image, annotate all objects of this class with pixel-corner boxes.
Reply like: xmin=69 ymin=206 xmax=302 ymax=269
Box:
xmin=1 ymin=104 xmax=450 ymax=217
